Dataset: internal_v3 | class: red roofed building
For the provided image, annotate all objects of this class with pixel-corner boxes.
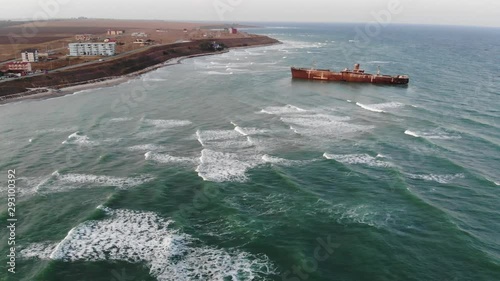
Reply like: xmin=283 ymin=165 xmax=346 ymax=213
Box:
xmin=6 ymin=62 xmax=32 ymax=73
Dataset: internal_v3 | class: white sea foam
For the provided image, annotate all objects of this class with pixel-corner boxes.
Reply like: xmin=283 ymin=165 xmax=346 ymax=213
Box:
xmin=234 ymin=126 xmax=248 ymax=136
xmin=48 ymin=171 xmax=154 ymax=190
xmin=15 ymin=172 xmax=154 ymax=196
xmin=280 ymin=114 xmax=351 ymax=128
xmin=259 ymin=104 xmax=306 ymax=115
xmin=404 ymin=130 xmax=420 ymax=138
xmin=262 ymin=155 xmax=310 ymax=166
xmin=425 ymin=135 xmax=462 ymax=140
xmin=407 ymin=173 xmax=465 ymax=184
xmin=8 ymin=176 xmax=51 ymax=197
xmin=337 ymin=205 xmax=384 ymax=228
xmin=145 ymin=151 xmax=198 ymax=165
xmin=195 ymin=130 xmax=252 ymax=150
xmin=62 ymin=132 xmax=98 ymax=146
xmin=20 ymin=242 xmax=58 ymax=260
xmin=196 ymin=130 xmax=204 ymax=146
xmin=318 ymin=201 xmax=401 ymax=228
xmin=128 ymin=144 xmax=167 ymax=152
xmin=109 ymin=117 xmax=134 ymax=122
xmin=143 ymin=119 xmax=192 ymax=129
xmin=262 ymin=107 xmax=368 ymax=138
xmin=231 ymin=123 xmax=269 ymax=137
xmin=196 ymin=130 xmax=241 ymax=142
xmin=323 ymin=153 xmax=391 ymax=167
xmin=196 ymin=149 xmax=262 ymax=182
xmin=286 ymin=119 xmax=373 ymax=137
xmin=356 ymin=102 xmax=404 ymax=113
xmin=21 ymin=207 xmax=275 ymax=280
xmin=405 ymin=129 xmax=461 ymax=140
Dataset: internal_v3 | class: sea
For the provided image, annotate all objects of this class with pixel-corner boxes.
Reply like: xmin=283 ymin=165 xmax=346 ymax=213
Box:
xmin=0 ymin=23 xmax=499 ymax=281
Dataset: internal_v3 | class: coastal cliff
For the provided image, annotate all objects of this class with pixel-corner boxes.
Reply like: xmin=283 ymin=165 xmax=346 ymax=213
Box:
xmin=0 ymin=35 xmax=279 ymax=99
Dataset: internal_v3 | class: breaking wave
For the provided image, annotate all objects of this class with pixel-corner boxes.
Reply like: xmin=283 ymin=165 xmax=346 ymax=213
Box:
xmin=405 ymin=129 xmax=462 ymax=140
xmin=323 ymin=153 xmax=392 ymax=167
xmin=259 ymin=104 xmax=306 ymax=115
xmin=145 ymin=151 xmax=198 ymax=165
xmin=356 ymin=102 xmax=405 ymax=113
xmin=407 ymin=173 xmax=465 ymax=184
xmin=21 ymin=207 xmax=275 ymax=281
xmin=143 ymin=119 xmax=192 ymax=129
xmin=62 ymin=132 xmax=98 ymax=146
xmin=196 ymin=149 xmax=262 ymax=183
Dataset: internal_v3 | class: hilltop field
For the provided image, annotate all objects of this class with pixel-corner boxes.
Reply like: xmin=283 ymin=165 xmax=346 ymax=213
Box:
xmin=0 ymin=19 xmax=255 ymax=62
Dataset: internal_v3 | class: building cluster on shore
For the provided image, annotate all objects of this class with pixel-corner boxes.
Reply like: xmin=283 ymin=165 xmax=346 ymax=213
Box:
xmin=69 ymin=42 xmax=117 ymax=56
xmin=0 ymin=24 xmax=246 ymax=80
xmin=1 ymin=49 xmax=40 ymax=78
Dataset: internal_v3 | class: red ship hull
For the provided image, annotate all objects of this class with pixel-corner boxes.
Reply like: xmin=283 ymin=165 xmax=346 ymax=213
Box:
xmin=291 ymin=66 xmax=409 ymax=85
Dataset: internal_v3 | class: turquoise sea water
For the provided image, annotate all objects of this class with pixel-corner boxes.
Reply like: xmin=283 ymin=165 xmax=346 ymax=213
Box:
xmin=1 ymin=23 xmax=499 ymax=281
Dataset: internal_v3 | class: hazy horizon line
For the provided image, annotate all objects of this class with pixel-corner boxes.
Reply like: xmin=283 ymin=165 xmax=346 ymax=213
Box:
xmin=1 ymin=17 xmax=499 ymax=29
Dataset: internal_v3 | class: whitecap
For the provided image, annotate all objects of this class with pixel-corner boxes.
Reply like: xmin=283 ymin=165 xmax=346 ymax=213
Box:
xmin=145 ymin=151 xmax=198 ymax=165
xmin=109 ymin=117 xmax=134 ymax=122
xmin=262 ymin=155 xmax=310 ymax=166
xmin=195 ymin=130 xmax=252 ymax=150
xmin=128 ymin=144 xmax=167 ymax=152
xmin=62 ymin=131 xmax=98 ymax=146
xmin=407 ymin=173 xmax=465 ymax=184
xmin=21 ymin=207 xmax=275 ymax=280
xmin=323 ymin=153 xmax=391 ymax=167
xmin=404 ymin=130 xmax=420 ymax=138
xmin=231 ymin=122 xmax=269 ymax=137
xmin=143 ymin=119 xmax=192 ymax=129
xmin=36 ymin=171 xmax=154 ymax=192
xmin=404 ymin=129 xmax=461 ymax=140
xmin=196 ymin=149 xmax=262 ymax=183
xmin=259 ymin=104 xmax=306 ymax=115
xmin=356 ymin=102 xmax=404 ymax=113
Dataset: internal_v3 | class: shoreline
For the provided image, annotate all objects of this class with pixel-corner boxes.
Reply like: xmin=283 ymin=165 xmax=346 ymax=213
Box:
xmin=0 ymin=52 xmax=228 ymax=104
xmin=0 ymin=41 xmax=279 ymax=105
xmin=57 ymin=51 xmax=230 ymax=96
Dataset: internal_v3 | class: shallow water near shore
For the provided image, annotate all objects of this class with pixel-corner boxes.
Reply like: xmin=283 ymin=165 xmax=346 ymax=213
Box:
xmin=1 ymin=23 xmax=500 ymax=281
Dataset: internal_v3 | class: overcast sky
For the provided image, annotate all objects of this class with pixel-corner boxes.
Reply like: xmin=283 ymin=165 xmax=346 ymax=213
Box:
xmin=1 ymin=0 xmax=499 ymax=27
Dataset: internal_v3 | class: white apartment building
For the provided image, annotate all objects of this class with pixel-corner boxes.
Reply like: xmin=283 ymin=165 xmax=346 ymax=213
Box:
xmin=68 ymin=42 xmax=116 ymax=56
xmin=21 ymin=49 xmax=39 ymax=62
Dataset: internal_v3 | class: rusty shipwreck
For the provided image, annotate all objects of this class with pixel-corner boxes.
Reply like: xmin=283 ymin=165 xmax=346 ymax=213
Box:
xmin=291 ymin=64 xmax=409 ymax=85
